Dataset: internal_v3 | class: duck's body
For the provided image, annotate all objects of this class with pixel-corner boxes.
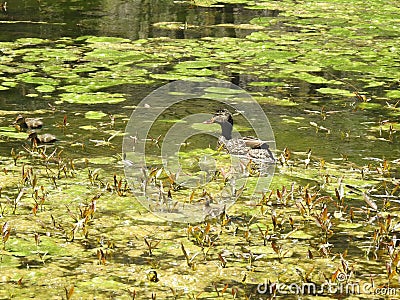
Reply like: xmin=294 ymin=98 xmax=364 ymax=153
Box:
xmin=218 ymin=136 xmax=248 ymax=156
xmin=248 ymin=148 xmax=275 ymax=162
xmin=204 ymin=109 xmax=275 ymax=163
xmin=28 ymin=132 xmax=57 ymax=144
xmin=15 ymin=115 xmax=43 ymax=130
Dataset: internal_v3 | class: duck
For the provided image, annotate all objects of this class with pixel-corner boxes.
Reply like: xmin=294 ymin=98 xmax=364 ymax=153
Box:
xmin=14 ymin=115 xmax=43 ymax=130
xmin=28 ymin=132 xmax=57 ymax=145
xmin=204 ymin=109 xmax=275 ymax=162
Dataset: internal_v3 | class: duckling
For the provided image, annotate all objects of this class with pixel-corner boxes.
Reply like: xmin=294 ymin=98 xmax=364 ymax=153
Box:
xmin=28 ymin=132 xmax=57 ymax=145
xmin=204 ymin=109 xmax=275 ymax=162
xmin=14 ymin=115 xmax=43 ymax=130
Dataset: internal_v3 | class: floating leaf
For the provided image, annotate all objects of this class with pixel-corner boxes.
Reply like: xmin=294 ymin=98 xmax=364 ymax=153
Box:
xmin=255 ymin=96 xmax=298 ymax=106
xmin=0 ymin=127 xmax=28 ymax=139
xmin=358 ymin=102 xmax=382 ymax=110
xmin=59 ymin=92 xmax=126 ymax=104
xmin=203 ymin=87 xmax=243 ymax=94
xmin=16 ymin=73 xmax=59 ymax=86
xmin=249 ymin=17 xmax=274 ymax=26
xmin=84 ymin=49 xmax=150 ymax=63
xmin=245 ymin=31 xmax=272 ymax=41
xmin=36 ymin=85 xmax=56 ymax=93
xmin=26 ymin=93 xmax=39 ymax=98
xmin=2 ymin=81 xmax=18 ymax=88
xmin=79 ymin=125 xmax=98 ymax=130
xmin=294 ymin=72 xmax=331 ymax=84
xmin=85 ymin=111 xmax=107 ymax=120
xmin=386 ymin=90 xmax=400 ymax=99
xmin=213 ymin=23 xmax=265 ymax=30
xmin=15 ymin=37 xmax=49 ymax=45
xmin=85 ymin=36 xmax=132 ymax=44
xmin=153 ymin=22 xmax=200 ymax=30
xmin=316 ymin=88 xmax=354 ymax=97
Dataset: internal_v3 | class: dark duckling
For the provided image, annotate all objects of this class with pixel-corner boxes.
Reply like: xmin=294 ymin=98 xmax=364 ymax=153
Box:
xmin=28 ymin=132 xmax=57 ymax=144
xmin=14 ymin=115 xmax=43 ymax=130
xmin=204 ymin=109 xmax=275 ymax=162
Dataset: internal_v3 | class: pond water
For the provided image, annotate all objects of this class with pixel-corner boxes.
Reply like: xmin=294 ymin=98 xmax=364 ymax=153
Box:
xmin=0 ymin=0 xmax=400 ymax=299
xmin=0 ymin=0 xmax=274 ymax=40
xmin=0 ymin=0 xmax=398 ymax=165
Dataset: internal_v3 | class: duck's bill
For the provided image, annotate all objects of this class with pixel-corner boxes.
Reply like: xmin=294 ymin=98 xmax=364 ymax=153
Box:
xmin=202 ymin=119 xmax=214 ymax=124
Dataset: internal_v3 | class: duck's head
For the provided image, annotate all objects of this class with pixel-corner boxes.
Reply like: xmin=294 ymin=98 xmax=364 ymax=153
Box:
xmin=14 ymin=115 xmax=25 ymax=125
xmin=203 ymin=109 xmax=233 ymax=126
xmin=204 ymin=109 xmax=233 ymax=140
xmin=28 ymin=132 xmax=38 ymax=140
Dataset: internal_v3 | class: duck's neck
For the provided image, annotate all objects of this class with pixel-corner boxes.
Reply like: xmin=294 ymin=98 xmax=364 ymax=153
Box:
xmin=220 ymin=122 xmax=232 ymax=140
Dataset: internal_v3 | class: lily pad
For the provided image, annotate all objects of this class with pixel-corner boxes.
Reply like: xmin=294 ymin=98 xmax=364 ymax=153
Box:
xmin=386 ymin=90 xmax=400 ymax=99
xmin=59 ymin=92 xmax=126 ymax=104
xmin=153 ymin=22 xmax=199 ymax=30
xmin=255 ymin=96 xmax=298 ymax=106
xmin=2 ymin=81 xmax=18 ymax=88
xmin=84 ymin=49 xmax=150 ymax=64
xmin=36 ymin=85 xmax=56 ymax=93
xmin=88 ymin=156 xmax=117 ymax=164
xmin=336 ymin=222 xmax=364 ymax=229
xmin=79 ymin=125 xmax=98 ymax=130
xmin=85 ymin=111 xmax=107 ymax=120
xmin=26 ymin=93 xmax=39 ymax=98
xmin=287 ymin=230 xmax=314 ymax=239
xmin=316 ymin=87 xmax=354 ymax=97
xmin=213 ymin=23 xmax=265 ymax=30
xmin=203 ymin=87 xmax=243 ymax=94
xmin=15 ymin=37 xmax=49 ymax=45
xmin=357 ymin=102 xmax=382 ymax=110
xmin=294 ymin=72 xmax=331 ymax=84
xmin=249 ymin=17 xmax=274 ymax=26
xmin=16 ymin=73 xmax=59 ymax=86
xmin=0 ymin=127 xmax=28 ymax=139
xmin=85 ymin=36 xmax=132 ymax=44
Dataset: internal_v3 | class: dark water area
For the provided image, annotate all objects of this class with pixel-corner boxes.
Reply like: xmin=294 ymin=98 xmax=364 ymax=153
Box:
xmin=0 ymin=0 xmax=276 ymax=40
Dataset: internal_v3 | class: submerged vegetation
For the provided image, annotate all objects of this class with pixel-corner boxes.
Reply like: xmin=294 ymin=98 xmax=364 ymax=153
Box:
xmin=0 ymin=0 xmax=399 ymax=298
